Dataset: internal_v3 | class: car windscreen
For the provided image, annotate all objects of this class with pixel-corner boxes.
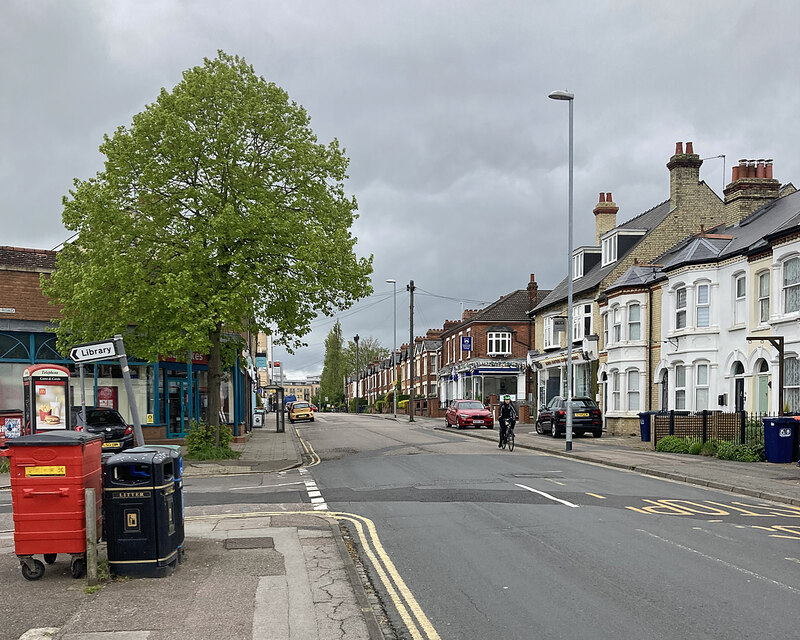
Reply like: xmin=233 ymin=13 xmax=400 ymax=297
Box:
xmin=85 ymin=410 xmax=127 ymax=427
xmin=458 ymin=402 xmax=485 ymax=410
xmin=568 ymin=399 xmax=597 ymax=409
xmin=292 ymin=403 xmax=310 ymax=409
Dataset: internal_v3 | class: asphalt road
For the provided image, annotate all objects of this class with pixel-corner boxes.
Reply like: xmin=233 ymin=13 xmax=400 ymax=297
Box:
xmin=299 ymin=413 xmax=800 ymax=640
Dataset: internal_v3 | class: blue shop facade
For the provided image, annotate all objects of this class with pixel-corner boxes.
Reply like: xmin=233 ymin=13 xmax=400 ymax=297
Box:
xmin=0 ymin=329 xmax=254 ymax=440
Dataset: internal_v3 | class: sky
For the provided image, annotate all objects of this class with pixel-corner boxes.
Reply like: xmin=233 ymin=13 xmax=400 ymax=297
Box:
xmin=3 ymin=1 xmax=800 ymax=380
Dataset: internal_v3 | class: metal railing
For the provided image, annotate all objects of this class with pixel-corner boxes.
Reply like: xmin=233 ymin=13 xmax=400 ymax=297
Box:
xmin=651 ymin=411 xmax=766 ymax=447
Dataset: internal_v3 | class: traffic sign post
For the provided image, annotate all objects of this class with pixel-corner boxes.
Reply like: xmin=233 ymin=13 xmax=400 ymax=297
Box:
xmin=69 ymin=336 xmax=144 ymax=447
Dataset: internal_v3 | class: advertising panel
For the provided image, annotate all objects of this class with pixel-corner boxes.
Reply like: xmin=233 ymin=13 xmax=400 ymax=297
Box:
xmin=22 ymin=365 xmax=71 ymax=433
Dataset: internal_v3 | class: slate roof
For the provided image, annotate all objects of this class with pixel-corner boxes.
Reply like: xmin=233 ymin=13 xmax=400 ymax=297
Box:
xmin=0 ymin=246 xmax=57 ymax=270
xmin=533 ymin=199 xmax=671 ymax=312
xmin=606 ymin=189 xmax=800 ymax=292
xmin=442 ymin=287 xmax=552 ymax=335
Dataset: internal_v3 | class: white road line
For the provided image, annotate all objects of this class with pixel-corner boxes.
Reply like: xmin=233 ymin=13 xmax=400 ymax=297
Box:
xmin=229 ymin=481 xmax=305 ymax=491
xmin=308 ymin=491 xmax=322 ymax=498
xmin=515 ymin=483 xmax=580 ymax=508
xmin=638 ymin=529 xmax=799 ymax=594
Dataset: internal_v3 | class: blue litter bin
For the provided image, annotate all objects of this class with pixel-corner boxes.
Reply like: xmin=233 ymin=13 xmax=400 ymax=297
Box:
xmin=762 ymin=417 xmax=798 ymax=464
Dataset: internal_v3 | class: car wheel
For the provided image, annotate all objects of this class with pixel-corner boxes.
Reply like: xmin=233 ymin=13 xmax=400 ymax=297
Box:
xmin=456 ymin=420 xmax=464 ymax=430
xmin=592 ymin=430 xmax=602 ymax=438
xmin=535 ymin=420 xmax=543 ymax=435
xmin=551 ymin=421 xmax=559 ymax=438
xmin=445 ymin=418 xmax=450 ymax=428
xmin=310 ymin=417 xmax=315 ymax=422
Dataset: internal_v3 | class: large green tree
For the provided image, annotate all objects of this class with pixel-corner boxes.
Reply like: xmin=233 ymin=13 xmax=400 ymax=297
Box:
xmin=319 ymin=320 xmax=345 ymax=406
xmin=343 ymin=336 xmax=389 ymax=377
xmin=43 ymin=51 xmax=373 ymax=430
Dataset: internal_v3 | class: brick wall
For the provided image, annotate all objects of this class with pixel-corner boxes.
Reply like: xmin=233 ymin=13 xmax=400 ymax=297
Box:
xmin=0 ymin=270 xmax=59 ymax=322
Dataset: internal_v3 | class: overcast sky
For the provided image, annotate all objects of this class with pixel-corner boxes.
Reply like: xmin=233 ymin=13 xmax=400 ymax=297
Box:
xmin=3 ymin=1 xmax=799 ymax=379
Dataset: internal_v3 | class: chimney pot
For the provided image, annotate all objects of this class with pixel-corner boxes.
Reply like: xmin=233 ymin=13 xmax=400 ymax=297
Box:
xmin=766 ymin=159 xmax=773 ymax=179
xmin=732 ymin=165 xmax=740 ymax=181
xmin=529 ymin=273 xmax=535 ymax=283
xmin=598 ymin=192 xmax=605 ymax=203
xmin=756 ymin=159 xmax=766 ymax=179
xmin=685 ymin=142 xmax=694 ymax=154
xmin=675 ymin=142 xmax=684 ymax=155
xmin=606 ymin=192 xmax=612 ymax=202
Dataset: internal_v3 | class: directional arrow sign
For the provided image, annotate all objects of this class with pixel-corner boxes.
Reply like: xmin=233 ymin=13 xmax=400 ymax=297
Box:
xmin=69 ymin=341 xmax=118 ymax=363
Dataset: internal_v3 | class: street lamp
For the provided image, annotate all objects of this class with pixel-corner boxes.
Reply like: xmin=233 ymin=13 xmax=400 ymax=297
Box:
xmin=354 ymin=334 xmax=360 ymax=414
xmin=386 ymin=279 xmax=397 ymax=418
xmin=549 ymin=88 xmax=575 ymax=452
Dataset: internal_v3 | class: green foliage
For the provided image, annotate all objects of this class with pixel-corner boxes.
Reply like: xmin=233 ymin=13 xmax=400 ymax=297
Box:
xmin=320 ymin=321 xmax=346 ymax=406
xmin=700 ymin=440 xmax=719 ymax=456
xmin=688 ymin=442 xmax=703 ymax=455
xmin=398 ymin=399 xmax=409 ymax=410
xmin=716 ymin=441 xmax=763 ymax=462
xmin=655 ymin=436 xmax=691 ymax=454
xmin=375 ymin=400 xmax=384 ymax=412
xmin=348 ymin=398 xmax=367 ymax=413
xmin=343 ymin=336 xmax=389 ymax=377
xmin=0 ymin=457 xmax=9 ymax=474
xmin=42 ymin=51 xmax=372 ymax=424
xmin=84 ymin=585 xmax=102 ymax=595
xmin=185 ymin=421 xmax=240 ymax=460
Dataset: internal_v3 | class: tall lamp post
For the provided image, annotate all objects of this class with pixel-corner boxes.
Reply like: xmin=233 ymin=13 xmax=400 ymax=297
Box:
xmin=386 ymin=279 xmax=398 ymax=418
xmin=549 ymin=89 xmax=575 ymax=452
xmin=354 ymin=334 xmax=360 ymax=415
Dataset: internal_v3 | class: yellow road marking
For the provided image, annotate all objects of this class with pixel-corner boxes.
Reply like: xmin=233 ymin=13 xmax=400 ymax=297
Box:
xmin=184 ymin=509 xmax=441 ymax=639
xmin=585 ymin=493 xmax=606 ymax=500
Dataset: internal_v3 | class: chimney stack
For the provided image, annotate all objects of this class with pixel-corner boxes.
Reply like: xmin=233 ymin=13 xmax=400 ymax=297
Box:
xmin=667 ymin=141 xmax=703 ymax=209
xmin=723 ymin=155 xmax=781 ymax=224
xmin=527 ymin=273 xmax=539 ymax=312
xmin=593 ymin=191 xmax=619 ymax=245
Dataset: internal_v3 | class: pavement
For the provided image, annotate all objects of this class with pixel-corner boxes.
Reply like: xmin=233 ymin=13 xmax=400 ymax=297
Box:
xmin=1 ymin=414 xmax=799 ymax=640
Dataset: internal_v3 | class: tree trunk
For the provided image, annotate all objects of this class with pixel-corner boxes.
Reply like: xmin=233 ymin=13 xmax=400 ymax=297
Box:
xmin=208 ymin=322 xmax=223 ymax=447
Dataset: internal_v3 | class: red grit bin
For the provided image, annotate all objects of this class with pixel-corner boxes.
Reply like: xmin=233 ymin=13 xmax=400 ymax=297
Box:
xmin=2 ymin=430 xmax=103 ymax=580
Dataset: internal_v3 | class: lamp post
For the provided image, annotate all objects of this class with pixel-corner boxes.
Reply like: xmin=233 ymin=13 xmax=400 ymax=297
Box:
xmin=549 ymin=89 xmax=575 ymax=452
xmin=386 ymin=279 xmax=398 ymax=418
xmin=354 ymin=334 xmax=360 ymax=415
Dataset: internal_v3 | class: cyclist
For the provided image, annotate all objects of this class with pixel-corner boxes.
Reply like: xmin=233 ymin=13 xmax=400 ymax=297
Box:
xmin=498 ymin=395 xmax=518 ymax=448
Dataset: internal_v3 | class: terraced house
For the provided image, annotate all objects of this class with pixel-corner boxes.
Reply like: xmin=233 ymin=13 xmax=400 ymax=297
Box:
xmin=529 ymin=143 xmax=730 ymax=433
xmin=604 ymin=159 xmax=797 ymax=433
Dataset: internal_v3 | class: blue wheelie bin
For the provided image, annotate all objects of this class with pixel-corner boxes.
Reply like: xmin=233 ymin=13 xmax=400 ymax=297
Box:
xmin=762 ymin=417 xmax=797 ymax=463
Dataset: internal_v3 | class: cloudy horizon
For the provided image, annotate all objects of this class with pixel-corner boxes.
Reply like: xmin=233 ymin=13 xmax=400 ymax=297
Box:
xmin=3 ymin=1 xmax=799 ymax=379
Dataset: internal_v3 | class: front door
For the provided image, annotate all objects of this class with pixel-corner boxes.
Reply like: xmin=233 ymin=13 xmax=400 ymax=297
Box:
xmin=167 ymin=379 xmax=189 ymax=438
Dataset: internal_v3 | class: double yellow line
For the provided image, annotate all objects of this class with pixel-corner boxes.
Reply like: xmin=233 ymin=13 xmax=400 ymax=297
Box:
xmin=333 ymin=511 xmax=441 ymax=640
xmin=297 ymin=434 xmax=321 ymax=466
xmin=185 ymin=508 xmax=440 ymax=639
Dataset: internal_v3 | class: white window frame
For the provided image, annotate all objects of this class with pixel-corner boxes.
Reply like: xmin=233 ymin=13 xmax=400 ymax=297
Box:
xmin=572 ymin=303 xmax=592 ymax=342
xmin=676 ymin=287 xmax=687 ymax=330
xmin=696 ymin=283 xmax=710 ymax=328
xmin=733 ymin=274 xmax=746 ymax=325
xmin=783 ymin=257 xmax=800 ymax=315
xmin=602 ymin=312 xmax=609 ymax=348
xmin=758 ymin=271 xmax=770 ymax=324
xmin=785 ymin=356 xmax=800 ymax=414
xmin=487 ymin=332 xmax=511 ymax=356
xmin=612 ymin=371 xmax=620 ymax=410
xmin=612 ymin=306 xmax=622 ymax=343
xmin=572 ymin=252 xmax=584 ymax=280
xmin=695 ymin=363 xmax=709 ymax=411
xmin=543 ymin=316 xmax=555 ymax=349
xmin=675 ymin=364 xmax=686 ymax=410
xmin=628 ymin=303 xmax=641 ymax=341
xmin=626 ymin=369 xmax=640 ymax=411
xmin=602 ymin=235 xmax=618 ymax=267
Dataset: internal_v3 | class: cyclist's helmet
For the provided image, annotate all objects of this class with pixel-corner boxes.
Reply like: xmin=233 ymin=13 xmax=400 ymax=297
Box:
xmin=504 ymin=395 xmax=511 ymax=400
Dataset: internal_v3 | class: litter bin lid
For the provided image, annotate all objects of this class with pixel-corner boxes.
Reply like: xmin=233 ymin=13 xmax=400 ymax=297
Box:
xmin=7 ymin=430 xmax=103 ymax=447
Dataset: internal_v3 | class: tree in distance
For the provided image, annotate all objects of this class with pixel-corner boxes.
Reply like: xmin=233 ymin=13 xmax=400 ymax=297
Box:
xmin=319 ymin=320 xmax=346 ymax=408
xmin=43 ymin=51 xmax=373 ymax=439
xmin=343 ymin=336 xmax=389 ymax=377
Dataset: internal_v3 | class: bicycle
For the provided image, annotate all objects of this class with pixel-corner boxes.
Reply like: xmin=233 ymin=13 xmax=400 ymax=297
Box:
xmin=499 ymin=419 xmax=516 ymax=451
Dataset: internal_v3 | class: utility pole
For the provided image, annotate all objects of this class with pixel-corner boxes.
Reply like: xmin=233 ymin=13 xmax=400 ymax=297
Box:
xmin=407 ymin=280 xmax=415 ymax=422
xmin=354 ymin=334 xmax=360 ymax=414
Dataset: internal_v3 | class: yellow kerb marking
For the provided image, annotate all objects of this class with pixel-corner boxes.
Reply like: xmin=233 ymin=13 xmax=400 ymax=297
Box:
xmin=585 ymin=493 xmax=606 ymax=500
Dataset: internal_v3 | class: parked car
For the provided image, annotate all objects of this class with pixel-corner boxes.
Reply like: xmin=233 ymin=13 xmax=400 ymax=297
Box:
xmin=445 ymin=400 xmax=494 ymax=429
xmin=310 ymin=403 xmax=318 ymax=412
xmin=70 ymin=406 xmax=135 ymax=450
xmin=288 ymin=401 xmax=315 ymax=423
xmin=536 ymin=396 xmax=602 ymax=438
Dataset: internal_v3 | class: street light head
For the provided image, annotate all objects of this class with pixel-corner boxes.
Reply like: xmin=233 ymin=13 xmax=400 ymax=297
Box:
xmin=548 ymin=90 xmax=574 ymax=101
xmin=354 ymin=334 xmax=359 ymax=343
xmin=386 ymin=279 xmax=396 ymax=284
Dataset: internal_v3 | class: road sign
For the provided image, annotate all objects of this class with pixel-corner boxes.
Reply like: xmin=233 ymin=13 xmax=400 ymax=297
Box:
xmin=69 ymin=341 xmax=118 ymax=363
xmin=461 ymin=336 xmax=472 ymax=351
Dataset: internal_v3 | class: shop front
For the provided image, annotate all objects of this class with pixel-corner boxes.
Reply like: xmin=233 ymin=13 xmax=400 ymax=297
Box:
xmin=438 ymin=360 xmax=526 ymax=404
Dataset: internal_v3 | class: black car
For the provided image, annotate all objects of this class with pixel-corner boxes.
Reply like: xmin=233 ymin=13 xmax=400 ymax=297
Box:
xmin=536 ymin=396 xmax=603 ymax=438
xmin=70 ymin=406 xmax=135 ymax=451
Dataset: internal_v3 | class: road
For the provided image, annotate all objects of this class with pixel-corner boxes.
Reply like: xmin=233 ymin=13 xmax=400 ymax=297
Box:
xmin=291 ymin=413 xmax=800 ymax=640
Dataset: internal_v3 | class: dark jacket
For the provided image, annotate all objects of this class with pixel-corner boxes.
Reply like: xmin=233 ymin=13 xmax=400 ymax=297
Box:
xmin=499 ymin=402 xmax=517 ymax=421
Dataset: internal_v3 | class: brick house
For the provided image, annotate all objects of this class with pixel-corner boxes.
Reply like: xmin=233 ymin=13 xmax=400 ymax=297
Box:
xmin=437 ymin=275 xmax=550 ymax=420
xmin=529 ymin=143 xmax=730 ymax=433
xmin=602 ymin=159 xmax=798 ymax=433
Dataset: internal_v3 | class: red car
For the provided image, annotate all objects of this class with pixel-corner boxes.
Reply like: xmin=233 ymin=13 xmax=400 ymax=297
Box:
xmin=445 ymin=400 xmax=494 ymax=429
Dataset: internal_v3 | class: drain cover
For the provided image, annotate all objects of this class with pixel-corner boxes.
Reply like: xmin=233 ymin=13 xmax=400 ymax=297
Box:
xmin=224 ymin=537 xmax=275 ymax=550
